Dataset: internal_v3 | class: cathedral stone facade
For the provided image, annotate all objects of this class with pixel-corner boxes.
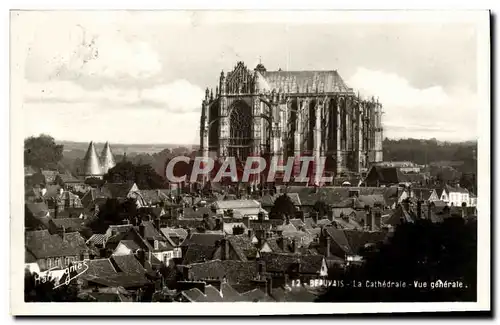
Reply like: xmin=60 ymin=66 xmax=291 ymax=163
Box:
xmin=200 ymin=62 xmax=383 ymax=182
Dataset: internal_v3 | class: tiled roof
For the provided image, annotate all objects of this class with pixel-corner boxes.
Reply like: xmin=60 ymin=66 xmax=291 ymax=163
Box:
xmin=214 ymin=199 xmax=261 ymax=210
xmin=87 ymin=234 xmax=106 ymax=246
xmin=220 ymin=282 xmax=244 ymax=302
xmin=332 ymin=217 xmax=363 ymax=231
xmin=25 ymin=202 xmax=49 ymax=218
xmin=287 ymin=186 xmax=386 ymax=206
xmin=240 ymin=288 xmax=269 ymax=302
xmin=289 ymin=219 xmax=306 ymax=230
xmin=182 ymin=206 xmax=215 ymax=219
xmin=331 ymin=208 xmax=355 ymax=218
xmin=86 ymin=273 xmax=150 ymax=288
xmin=160 ymin=227 xmax=188 ymax=240
xmin=83 ymin=258 xmax=118 ymax=279
xmin=25 ymin=248 xmax=37 ymax=263
xmin=50 ymin=218 xmax=85 ymax=231
xmin=181 ymin=233 xmax=224 ymax=247
xmin=182 ymin=244 xmax=217 ymax=265
xmin=186 ymin=260 xmax=258 ymax=284
xmin=101 ymin=183 xmax=136 ymax=198
xmin=324 ymin=227 xmax=387 ymax=256
xmin=315 ymin=219 xmax=332 ymax=227
xmin=259 ymin=252 xmax=324 ymax=274
xmin=140 ymin=221 xmax=165 ymax=241
xmin=138 ymin=207 xmax=165 ymax=219
xmin=111 ymin=254 xmax=145 ymax=274
xmin=443 ymin=184 xmax=470 ymax=194
xmin=195 ymin=285 xmax=224 ymax=302
xmin=223 ymin=222 xmax=247 ymax=235
xmin=25 ymin=230 xmax=89 ymax=259
xmin=357 ymin=194 xmax=385 ymax=208
xmin=139 ymin=190 xmax=169 ymax=205
xmin=228 ymin=235 xmax=258 ymax=261
xmin=181 ymin=287 xmax=204 ymax=302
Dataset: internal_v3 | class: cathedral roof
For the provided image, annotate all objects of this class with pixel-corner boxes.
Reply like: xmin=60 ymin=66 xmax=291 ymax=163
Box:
xmin=254 ymin=71 xmax=272 ymax=92
xmin=100 ymin=142 xmax=116 ymax=174
xmin=258 ymin=70 xmax=354 ymax=94
xmin=82 ymin=141 xmax=102 ymax=176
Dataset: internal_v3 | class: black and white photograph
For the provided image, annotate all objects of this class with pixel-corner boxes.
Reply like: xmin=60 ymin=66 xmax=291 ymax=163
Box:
xmin=9 ymin=9 xmax=490 ymax=315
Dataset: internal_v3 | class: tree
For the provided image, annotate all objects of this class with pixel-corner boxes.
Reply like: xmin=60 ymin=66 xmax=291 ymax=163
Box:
xmin=24 ymin=269 xmax=84 ymax=302
xmin=103 ymin=161 xmax=166 ymax=189
xmin=24 ymin=134 xmax=64 ymax=170
xmin=270 ymin=194 xmax=296 ymax=219
xmin=317 ymin=217 xmax=477 ymax=302
xmin=85 ymin=197 xmax=138 ymax=233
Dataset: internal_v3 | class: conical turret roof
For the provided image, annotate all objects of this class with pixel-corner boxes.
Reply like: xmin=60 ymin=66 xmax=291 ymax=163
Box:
xmin=82 ymin=141 xmax=102 ymax=176
xmin=100 ymin=142 xmax=116 ymax=174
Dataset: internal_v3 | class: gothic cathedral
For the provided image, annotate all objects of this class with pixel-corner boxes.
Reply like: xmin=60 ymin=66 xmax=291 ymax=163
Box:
xmin=200 ymin=62 xmax=383 ymax=182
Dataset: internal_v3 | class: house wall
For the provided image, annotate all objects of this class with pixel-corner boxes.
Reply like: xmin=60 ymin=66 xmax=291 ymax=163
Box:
xmin=37 ymin=255 xmax=81 ymax=271
xmin=154 ymin=247 xmax=182 ymax=265
xmin=448 ymin=192 xmax=469 ymax=207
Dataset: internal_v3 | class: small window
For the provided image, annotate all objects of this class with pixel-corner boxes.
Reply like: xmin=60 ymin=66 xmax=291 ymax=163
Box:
xmin=154 ymin=240 xmax=159 ymax=250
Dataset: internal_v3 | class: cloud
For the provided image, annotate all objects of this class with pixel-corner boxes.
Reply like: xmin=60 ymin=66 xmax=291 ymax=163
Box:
xmin=25 ymin=21 xmax=162 ymax=84
xmin=24 ymin=79 xmax=205 ymax=113
xmin=347 ymin=68 xmax=478 ymax=141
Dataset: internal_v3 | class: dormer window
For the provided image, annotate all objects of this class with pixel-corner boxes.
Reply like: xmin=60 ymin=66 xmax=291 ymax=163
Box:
xmin=154 ymin=240 xmax=159 ymax=250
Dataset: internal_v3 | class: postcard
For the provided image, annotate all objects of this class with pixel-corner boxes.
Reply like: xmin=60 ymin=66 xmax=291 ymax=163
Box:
xmin=10 ymin=9 xmax=490 ymax=315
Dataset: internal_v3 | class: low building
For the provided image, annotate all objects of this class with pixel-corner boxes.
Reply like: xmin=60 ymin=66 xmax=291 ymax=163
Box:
xmin=212 ymin=199 xmax=268 ymax=220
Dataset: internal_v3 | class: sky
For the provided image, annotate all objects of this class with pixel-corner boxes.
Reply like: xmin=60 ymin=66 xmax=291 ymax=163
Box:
xmin=12 ymin=11 xmax=480 ymax=145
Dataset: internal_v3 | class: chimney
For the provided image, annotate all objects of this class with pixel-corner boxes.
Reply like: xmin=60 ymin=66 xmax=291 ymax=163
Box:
xmin=136 ymin=249 xmax=146 ymax=266
xmin=312 ymin=211 xmax=318 ymax=224
xmin=154 ymin=218 xmax=160 ymax=230
xmin=326 ymin=236 xmax=331 ymax=257
xmin=247 ymin=229 xmax=254 ymax=238
xmin=326 ymin=209 xmax=333 ymax=222
xmin=285 ymin=216 xmax=290 ymax=225
xmin=373 ymin=210 xmax=382 ymax=230
xmin=365 ymin=210 xmax=372 ymax=231
xmin=300 ymin=211 xmax=306 ymax=223
xmin=403 ymin=199 xmax=410 ymax=212
xmin=242 ymin=216 xmax=250 ymax=228
xmin=267 ymin=276 xmax=273 ymax=296
xmin=292 ymin=239 xmax=298 ymax=254
xmin=139 ymin=223 xmax=145 ymax=239
xmin=259 ymin=261 xmax=266 ymax=276
xmin=277 ymin=237 xmax=286 ymax=251
xmin=221 ymin=238 xmax=230 ymax=260
xmin=182 ymin=266 xmax=190 ymax=280
xmin=258 ymin=212 xmax=264 ymax=222
xmin=215 ymin=218 xmax=221 ymax=231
